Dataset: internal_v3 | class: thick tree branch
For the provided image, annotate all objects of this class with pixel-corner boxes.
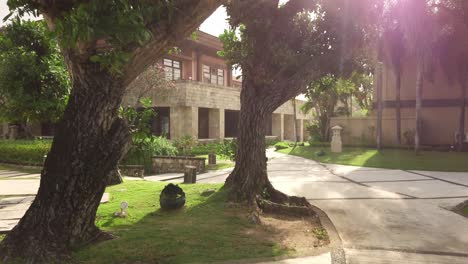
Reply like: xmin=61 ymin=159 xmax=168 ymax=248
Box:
xmin=263 ymin=54 xmax=332 ymax=112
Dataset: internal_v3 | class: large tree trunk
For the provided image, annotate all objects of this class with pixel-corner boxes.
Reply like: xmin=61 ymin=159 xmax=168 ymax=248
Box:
xmin=225 ymin=80 xmax=309 ymax=208
xmin=457 ymin=80 xmax=466 ymax=152
xmin=396 ymin=70 xmax=402 ymax=145
xmin=0 ymin=55 xmax=131 ymax=262
xmin=225 ymin=82 xmax=270 ymax=203
xmin=415 ymin=61 xmax=423 ymax=153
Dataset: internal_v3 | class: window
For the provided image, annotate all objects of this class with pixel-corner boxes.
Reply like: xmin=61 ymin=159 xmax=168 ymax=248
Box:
xmin=202 ymin=64 xmax=224 ymax=86
xmin=163 ymin=58 xmax=181 ymax=81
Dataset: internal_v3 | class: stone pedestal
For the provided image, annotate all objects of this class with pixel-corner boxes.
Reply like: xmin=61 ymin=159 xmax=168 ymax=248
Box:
xmin=184 ymin=166 xmax=197 ymax=184
xmin=208 ymin=153 xmax=216 ymax=165
xmin=331 ymin=125 xmax=343 ymax=153
xmin=8 ymin=125 xmax=18 ymax=140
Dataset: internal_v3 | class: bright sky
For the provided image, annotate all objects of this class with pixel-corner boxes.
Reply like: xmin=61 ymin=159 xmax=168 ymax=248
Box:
xmin=200 ymin=6 xmax=229 ymax=37
xmin=0 ymin=1 xmax=230 ymax=37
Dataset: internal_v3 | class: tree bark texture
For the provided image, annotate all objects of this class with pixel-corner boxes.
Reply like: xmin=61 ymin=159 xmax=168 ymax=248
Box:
xmin=224 ymin=78 xmax=309 ymax=207
xmin=225 ymin=81 xmax=270 ymax=203
xmin=0 ymin=55 xmax=131 ymax=262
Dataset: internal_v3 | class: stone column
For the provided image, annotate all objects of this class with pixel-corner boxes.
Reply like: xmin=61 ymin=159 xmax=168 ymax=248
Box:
xmin=170 ymin=106 xmax=198 ymax=139
xmin=219 ymin=108 xmax=225 ymax=140
xmin=188 ymin=107 xmax=198 ymax=139
xmin=331 ymin=125 xmax=343 ymax=153
xmin=283 ymin=115 xmax=294 ymax=141
xmin=1 ymin=123 xmax=8 ymax=138
xmin=272 ymin=113 xmax=284 ymax=141
xmin=303 ymin=120 xmax=310 ymax=142
xmin=298 ymin=119 xmax=304 ymax=142
xmin=209 ymin=108 xmax=225 ymax=140
xmin=170 ymin=107 xmax=182 ymax=139
xmin=191 ymin=51 xmax=197 ymax=81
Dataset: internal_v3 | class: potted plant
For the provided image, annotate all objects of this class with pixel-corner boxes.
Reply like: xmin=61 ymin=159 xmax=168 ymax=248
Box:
xmin=160 ymin=183 xmax=186 ymax=210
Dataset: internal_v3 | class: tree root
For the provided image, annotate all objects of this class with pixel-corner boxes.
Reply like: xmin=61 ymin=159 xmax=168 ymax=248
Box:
xmin=256 ymin=196 xmax=316 ymax=217
xmin=245 ymin=184 xmax=316 ymax=224
xmin=265 ymin=183 xmax=311 ymax=207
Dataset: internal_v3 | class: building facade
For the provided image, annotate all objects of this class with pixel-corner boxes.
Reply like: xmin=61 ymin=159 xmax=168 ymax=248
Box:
xmin=331 ymin=46 xmax=468 ymax=147
xmin=0 ymin=31 xmax=311 ymax=141
xmin=124 ymin=31 xmax=311 ymax=142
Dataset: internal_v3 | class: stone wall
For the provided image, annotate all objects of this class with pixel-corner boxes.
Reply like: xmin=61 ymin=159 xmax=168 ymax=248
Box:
xmin=330 ymin=116 xmax=417 ymax=146
xmin=131 ymin=80 xmax=312 ymax=119
xmin=152 ymin=156 xmax=206 ymax=174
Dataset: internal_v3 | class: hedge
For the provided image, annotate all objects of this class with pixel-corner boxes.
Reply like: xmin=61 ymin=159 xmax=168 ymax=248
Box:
xmin=0 ymin=139 xmax=51 ymax=165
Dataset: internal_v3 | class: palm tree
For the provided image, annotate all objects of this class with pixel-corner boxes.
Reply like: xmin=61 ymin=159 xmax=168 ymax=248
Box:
xmin=432 ymin=0 xmax=468 ymax=151
xmin=384 ymin=26 xmax=406 ymax=145
xmin=396 ymin=0 xmax=436 ymax=153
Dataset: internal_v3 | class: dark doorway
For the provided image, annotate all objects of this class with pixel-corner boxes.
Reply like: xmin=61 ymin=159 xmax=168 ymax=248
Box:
xmin=150 ymin=107 xmax=170 ymax=138
xmin=198 ymin=108 xmax=209 ymax=139
xmin=225 ymin=110 xmax=239 ymax=138
xmin=41 ymin=122 xmax=56 ymax=136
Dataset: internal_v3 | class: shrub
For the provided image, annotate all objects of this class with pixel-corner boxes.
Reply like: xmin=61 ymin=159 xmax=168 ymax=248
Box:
xmin=265 ymin=137 xmax=280 ymax=146
xmin=173 ymin=135 xmax=198 ymax=156
xmin=274 ymin=142 xmax=290 ymax=150
xmin=308 ymin=139 xmax=331 ymax=148
xmin=191 ymin=142 xmax=220 ymax=156
xmin=122 ymin=136 xmax=177 ymax=174
xmin=0 ymin=139 xmax=51 ymax=165
xmin=218 ymin=139 xmax=237 ymax=161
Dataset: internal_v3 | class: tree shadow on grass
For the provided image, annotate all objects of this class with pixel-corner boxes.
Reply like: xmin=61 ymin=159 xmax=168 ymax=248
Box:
xmin=74 ymin=182 xmax=295 ymax=264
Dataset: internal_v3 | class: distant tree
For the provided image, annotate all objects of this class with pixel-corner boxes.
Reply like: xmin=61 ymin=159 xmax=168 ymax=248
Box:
xmin=0 ymin=1 xmax=220 ymax=261
xmin=394 ymin=0 xmax=437 ymax=153
xmin=383 ymin=25 xmax=405 ymax=145
xmin=125 ymin=63 xmax=174 ymax=107
xmin=349 ymin=71 xmax=374 ymax=115
xmin=302 ymin=73 xmax=365 ymax=142
xmin=302 ymin=75 xmax=343 ymax=142
xmin=291 ymin=99 xmax=298 ymax=144
xmin=0 ymin=19 xmax=70 ymax=137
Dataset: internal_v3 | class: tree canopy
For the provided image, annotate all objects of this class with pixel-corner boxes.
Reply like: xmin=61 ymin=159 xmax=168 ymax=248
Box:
xmin=0 ymin=19 xmax=70 ymax=125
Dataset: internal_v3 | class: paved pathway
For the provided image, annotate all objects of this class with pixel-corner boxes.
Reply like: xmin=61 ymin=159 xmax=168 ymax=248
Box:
xmin=184 ymin=151 xmax=468 ymax=263
xmin=1 ymin=151 xmax=468 ymax=263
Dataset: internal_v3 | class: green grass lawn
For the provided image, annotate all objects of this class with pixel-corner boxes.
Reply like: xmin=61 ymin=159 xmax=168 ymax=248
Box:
xmin=463 ymin=206 xmax=468 ymax=216
xmin=74 ymin=181 xmax=292 ymax=263
xmin=197 ymin=154 xmax=234 ymax=171
xmin=278 ymin=146 xmax=468 ymax=172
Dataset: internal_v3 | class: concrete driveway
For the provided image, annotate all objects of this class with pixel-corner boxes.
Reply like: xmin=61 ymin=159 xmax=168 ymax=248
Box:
xmin=195 ymin=150 xmax=468 ymax=264
xmin=1 ymin=150 xmax=468 ymax=263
